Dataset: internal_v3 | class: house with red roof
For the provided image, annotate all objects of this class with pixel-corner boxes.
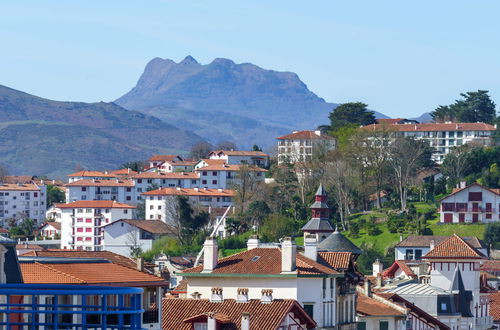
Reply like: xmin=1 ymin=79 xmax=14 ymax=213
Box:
xmin=439 ymin=182 xmax=500 ymax=224
xmin=276 ymin=130 xmax=336 ymax=164
xmin=207 ymin=150 xmax=269 ymax=168
xmin=38 ymin=221 xmax=61 ymax=239
xmin=179 ymin=235 xmax=362 ymax=329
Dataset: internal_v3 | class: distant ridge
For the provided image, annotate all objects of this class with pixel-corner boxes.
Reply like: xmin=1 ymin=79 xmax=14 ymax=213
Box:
xmin=116 ymin=56 xmax=389 ymax=148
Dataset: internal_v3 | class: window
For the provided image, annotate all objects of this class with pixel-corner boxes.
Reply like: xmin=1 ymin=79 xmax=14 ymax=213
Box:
xmin=86 ymin=209 xmax=92 ymax=213
xmin=212 ymin=171 xmax=217 ymax=176
xmin=379 ymin=321 xmax=389 ymax=330
xmin=138 ymin=179 xmax=142 ymax=183
xmin=202 ymin=180 xmax=207 ymax=185
xmin=85 ymin=237 xmax=92 ymax=241
xmin=34 ymin=192 xmax=38 ymax=197
xmin=126 ymin=187 xmax=131 ymax=192
xmin=77 ymin=209 xmax=84 ymax=213
xmin=126 ymin=196 xmax=131 ymax=201
xmin=405 ymin=249 xmax=414 ymax=260
xmin=77 ymin=218 xmax=83 ymax=222
xmin=158 ymin=205 xmax=162 ymax=210
xmin=86 ymin=218 xmax=92 ymax=223
xmin=303 ymin=303 xmax=314 ymax=319
xmin=77 ymin=228 xmax=83 ymax=232
xmin=150 ymin=205 xmax=154 ymax=210
xmin=81 ymin=187 xmax=87 ymax=192
xmin=212 ymin=180 xmax=217 ymax=185
xmin=191 ymin=180 xmax=197 ymax=184
xmin=357 ymin=322 xmax=366 ymax=330
xmin=415 ymin=249 xmax=422 ymax=260
xmin=77 ymin=237 xmax=83 ymax=241
xmin=124 ymin=210 xmax=128 ymax=214
xmin=147 ymin=179 xmax=152 ymax=184
xmin=86 ymin=228 xmax=92 ymax=232
xmin=137 ymin=188 xmax=143 ymax=192
xmin=202 ymin=171 xmax=207 ymax=176
xmin=469 ymin=192 xmax=483 ymax=201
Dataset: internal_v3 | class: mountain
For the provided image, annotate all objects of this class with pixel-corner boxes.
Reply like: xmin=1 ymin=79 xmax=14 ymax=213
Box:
xmin=116 ymin=56 xmax=388 ymax=148
xmin=0 ymin=85 xmax=204 ymax=178
xmin=410 ymin=112 xmax=433 ymax=123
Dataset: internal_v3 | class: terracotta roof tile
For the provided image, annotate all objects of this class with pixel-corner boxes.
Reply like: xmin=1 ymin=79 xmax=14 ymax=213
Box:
xmin=481 ymin=260 xmax=500 ymax=271
xmin=39 ymin=222 xmax=61 ymax=230
xmin=277 ymin=130 xmax=334 ymax=140
xmin=142 ymin=187 xmax=235 ymax=197
xmin=0 ymin=183 xmax=41 ymax=191
xmin=357 ymin=293 xmax=405 ymax=317
xmin=148 ymin=155 xmax=182 ymax=162
xmin=108 ymin=169 xmax=138 ymax=176
xmin=20 ymin=262 xmax=83 ymax=284
xmin=171 ymin=278 xmax=188 ymax=293
xmin=396 ymin=235 xmax=486 ymax=249
xmin=67 ymin=171 xmax=116 ymax=178
xmin=162 ymin=298 xmax=316 ymax=330
xmin=382 ymin=260 xmax=417 ymax=278
xmin=209 ymin=150 xmax=268 ymax=157
xmin=103 ymin=220 xmax=174 ymax=234
xmin=182 ymin=248 xmax=339 ymax=276
xmin=131 ymin=172 xmax=199 ymax=179
xmin=490 ymin=292 xmax=500 ymax=322
xmin=66 ymin=179 xmax=134 ymax=187
xmin=362 ymin=122 xmax=495 ymax=132
xmin=317 ymin=252 xmax=352 ymax=270
xmin=195 ymin=164 xmax=267 ymax=172
xmin=57 ymin=200 xmax=135 ymax=209
xmin=423 ymin=234 xmax=486 ymax=259
xmin=197 ymin=159 xmax=227 ymax=166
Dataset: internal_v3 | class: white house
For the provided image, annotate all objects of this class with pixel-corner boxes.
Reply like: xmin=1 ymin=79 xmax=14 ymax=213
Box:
xmin=277 ymin=130 xmax=336 ymax=165
xmin=38 ymin=222 xmax=61 ymax=239
xmin=194 ymin=164 xmax=266 ymax=189
xmin=65 ymin=179 xmax=136 ymax=204
xmin=362 ymin=121 xmax=496 ymax=164
xmin=130 ymin=172 xmax=200 ymax=202
xmin=102 ymin=219 xmax=172 ymax=257
xmin=141 ymin=187 xmax=235 ymax=222
xmin=207 ymin=150 xmax=269 ymax=167
xmin=180 ymin=236 xmax=361 ymax=330
xmin=58 ymin=200 xmax=135 ymax=251
xmin=67 ymin=170 xmax=117 ymax=183
xmin=147 ymin=154 xmax=184 ymax=172
xmin=394 ymin=235 xmax=488 ymax=261
xmin=0 ymin=182 xmax=47 ymax=226
xmin=439 ymin=183 xmax=500 ymax=224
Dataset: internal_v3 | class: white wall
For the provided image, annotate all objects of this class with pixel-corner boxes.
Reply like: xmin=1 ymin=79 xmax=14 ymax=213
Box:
xmin=102 ymin=221 xmax=153 ymax=257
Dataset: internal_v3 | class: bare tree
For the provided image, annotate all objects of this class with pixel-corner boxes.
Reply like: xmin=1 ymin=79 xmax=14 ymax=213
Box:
xmin=0 ymin=165 xmax=7 ymax=183
xmin=126 ymin=230 xmax=143 ymax=258
xmin=441 ymin=144 xmax=474 ymax=183
xmin=215 ymin=141 xmax=237 ymax=151
xmin=232 ymin=165 xmax=265 ymax=215
xmin=189 ymin=142 xmax=214 ymax=159
xmin=324 ymin=159 xmax=356 ymax=230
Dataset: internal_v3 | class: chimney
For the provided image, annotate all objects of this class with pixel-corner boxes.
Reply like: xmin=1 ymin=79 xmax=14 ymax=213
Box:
xmin=399 ymin=235 xmax=403 ymax=242
xmin=364 ymin=280 xmax=372 ymax=297
xmin=247 ymin=235 xmax=260 ymax=250
xmin=314 ymin=130 xmax=321 ymax=136
xmin=376 ymin=273 xmax=383 ymax=288
xmin=207 ymin=312 xmax=217 ymax=330
xmin=194 ymin=187 xmax=199 ymax=191
xmin=261 ymin=289 xmax=273 ymax=303
xmin=203 ymin=237 xmax=218 ymax=272
xmin=281 ymin=237 xmax=296 ymax=273
xmin=191 ymin=292 xmax=201 ymax=299
xmin=127 ymin=168 xmax=131 ymax=174
xmin=304 ymin=234 xmax=318 ymax=261
xmin=136 ymin=257 xmax=144 ymax=272
xmin=210 ymin=287 xmax=223 ymax=303
xmin=236 ymin=288 xmax=249 ymax=303
xmin=460 ymin=181 xmax=466 ymax=189
xmin=430 ymin=240 xmax=435 ymax=251
xmin=372 ymin=259 xmax=383 ymax=277
xmin=241 ymin=313 xmax=250 ymax=330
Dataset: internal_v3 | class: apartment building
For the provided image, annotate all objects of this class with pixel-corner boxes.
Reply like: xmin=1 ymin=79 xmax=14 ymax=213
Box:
xmin=141 ymin=187 xmax=234 ymax=222
xmin=277 ymin=130 xmax=336 ymax=164
xmin=0 ymin=183 xmax=47 ymax=225
xmin=130 ymin=172 xmax=199 ymax=201
xmin=363 ymin=121 xmax=496 ymax=164
xmin=439 ymin=183 xmax=500 ymax=224
xmin=65 ymin=179 xmax=136 ymax=204
xmin=207 ymin=150 xmax=269 ymax=167
xmin=67 ymin=170 xmax=117 ymax=183
xmin=58 ymin=200 xmax=135 ymax=251
xmin=194 ymin=163 xmax=266 ymax=189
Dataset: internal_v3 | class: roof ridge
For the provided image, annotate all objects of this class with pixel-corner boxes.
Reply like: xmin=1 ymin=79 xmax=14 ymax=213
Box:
xmin=36 ymin=262 xmax=86 ymax=283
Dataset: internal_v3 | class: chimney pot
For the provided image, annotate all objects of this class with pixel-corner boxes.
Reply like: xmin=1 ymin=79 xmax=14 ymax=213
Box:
xmin=241 ymin=313 xmax=250 ymax=330
xmin=430 ymin=240 xmax=435 ymax=251
xmin=372 ymin=258 xmax=383 ymax=277
xmin=304 ymin=234 xmax=318 ymax=261
xmin=261 ymin=289 xmax=273 ymax=303
xmin=203 ymin=237 xmax=218 ymax=272
xmin=281 ymin=237 xmax=296 ymax=273
xmin=191 ymin=292 xmax=201 ymax=299
xmin=237 ymin=288 xmax=249 ymax=303
xmin=210 ymin=287 xmax=223 ymax=303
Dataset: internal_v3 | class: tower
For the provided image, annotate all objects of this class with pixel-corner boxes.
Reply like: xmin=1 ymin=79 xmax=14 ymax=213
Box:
xmin=301 ymin=184 xmax=334 ymax=243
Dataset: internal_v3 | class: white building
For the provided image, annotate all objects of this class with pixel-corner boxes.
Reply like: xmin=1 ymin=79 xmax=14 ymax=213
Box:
xmin=130 ymin=172 xmax=200 ymax=202
xmin=141 ymin=187 xmax=235 ymax=222
xmin=207 ymin=150 xmax=269 ymax=167
xmin=0 ymin=182 xmax=47 ymax=225
xmin=194 ymin=164 xmax=266 ymax=189
xmin=147 ymin=155 xmax=190 ymax=172
xmin=65 ymin=179 xmax=136 ymax=204
xmin=180 ymin=236 xmax=361 ymax=329
xmin=102 ymin=219 xmax=172 ymax=257
xmin=58 ymin=200 xmax=135 ymax=251
xmin=439 ymin=183 xmax=500 ymax=224
xmin=67 ymin=170 xmax=117 ymax=183
xmin=38 ymin=222 xmax=61 ymax=238
xmin=277 ymin=130 xmax=336 ymax=164
xmin=363 ymin=121 xmax=496 ymax=164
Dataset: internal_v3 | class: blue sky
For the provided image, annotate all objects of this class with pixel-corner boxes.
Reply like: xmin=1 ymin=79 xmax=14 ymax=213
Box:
xmin=1 ymin=1 xmax=500 ymax=118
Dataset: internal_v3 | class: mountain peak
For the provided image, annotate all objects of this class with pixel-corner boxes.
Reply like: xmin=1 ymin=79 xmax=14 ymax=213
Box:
xmin=210 ymin=58 xmax=235 ymax=66
xmin=180 ymin=55 xmax=199 ymax=65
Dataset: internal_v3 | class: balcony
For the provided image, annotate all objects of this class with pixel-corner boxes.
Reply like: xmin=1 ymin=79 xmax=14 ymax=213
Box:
xmin=0 ymin=283 xmax=145 ymax=329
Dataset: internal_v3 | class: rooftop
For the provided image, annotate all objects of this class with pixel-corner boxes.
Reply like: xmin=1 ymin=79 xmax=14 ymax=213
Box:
xmin=362 ymin=122 xmax=495 ymax=132
xmin=317 ymin=230 xmax=362 ymax=255
xmin=131 ymin=171 xmax=199 ymax=179
xmin=357 ymin=293 xmax=405 ymax=317
xmin=56 ymin=200 xmax=136 ymax=209
xmin=209 ymin=150 xmax=268 ymax=157
xmin=103 ymin=219 xmax=174 ymax=234
xmin=395 ymin=235 xmax=486 ymax=249
xmin=67 ymin=170 xmax=116 ymax=178
xmin=148 ymin=155 xmax=182 ymax=162
xmin=142 ymin=187 xmax=235 ymax=197
xmin=0 ymin=183 xmax=41 ymax=191
xmin=66 ymin=179 xmax=134 ymax=187
xmin=490 ymin=291 xmax=500 ymax=322
xmin=277 ymin=130 xmax=334 ymax=140
xmin=423 ymin=234 xmax=486 ymax=259
xmin=195 ymin=164 xmax=267 ymax=172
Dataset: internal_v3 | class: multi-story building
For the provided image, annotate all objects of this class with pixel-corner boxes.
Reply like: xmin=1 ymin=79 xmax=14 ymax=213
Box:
xmin=58 ymin=200 xmax=135 ymax=251
xmin=130 ymin=172 xmax=200 ymax=202
xmin=439 ymin=182 xmax=500 ymax=224
xmin=277 ymin=130 xmax=336 ymax=164
xmin=65 ymin=179 xmax=136 ymax=204
xmin=141 ymin=187 xmax=234 ymax=222
xmin=0 ymin=182 xmax=47 ymax=225
xmin=67 ymin=170 xmax=117 ymax=183
xmin=194 ymin=163 xmax=266 ymax=189
xmin=207 ymin=150 xmax=269 ymax=167
xmin=362 ymin=121 xmax=496 ymax=164
xmin=147 ymin=155 xmax=189 ymax=172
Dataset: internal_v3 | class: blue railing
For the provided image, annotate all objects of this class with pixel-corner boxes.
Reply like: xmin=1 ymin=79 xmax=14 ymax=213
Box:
xmin=0 ymin=284 xmax=145 ymax=329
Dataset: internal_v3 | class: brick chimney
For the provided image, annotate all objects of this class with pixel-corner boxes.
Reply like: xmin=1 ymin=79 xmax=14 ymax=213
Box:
xmin=281 ymin=237 xmax=296 ymax=273
xmin=304 ymin=234 xmax=318 ymax=261
xmin=203 ymin=237 xmax=218 ymax=272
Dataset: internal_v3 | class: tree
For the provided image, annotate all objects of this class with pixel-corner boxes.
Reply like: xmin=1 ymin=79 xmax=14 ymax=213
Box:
xmin=431 ymin=90 xmax=496 ymax=124
xmin=164 ymin=196 xmax=210 ymax=246
xmin=484 ymin=222 xmax=500 ymax=249
xmin=441 ymin=145 xmax=474 ymax=183
xmin=0 ymin=165 xmax=7 ymax=183
xmin=190 ymin=142 xmax=214 ymax=159
xmin=323 ymin=102 xmax=376 ymax=133
xmin=241 ymin=201 xmax=271 ymax=229
xmin=252 ymin=144 xmax=262 ymax=152
xmin=134 ymin=202 xmax=145 ymax=219
xmin=215 ymin=141 xmax=237 ymax=150
xmin=127 ymin=230 xmax=144 ymax=258
xmin=388 ymin=137 xmax=433 ymax=210
xmin=10 ymin=218 xmax=35 ymax=237
xmin=46 ymin=185 xmax=65 ymax=206
xmin=259 ymin=214 xmax=296 ymax=242
xmin=121 ymin=161 xmax=147 ymax=172
xmin=324 ymin=159 xmax=356 ymax=230
xmin=232 ymin=165 xmax=265 ymax=215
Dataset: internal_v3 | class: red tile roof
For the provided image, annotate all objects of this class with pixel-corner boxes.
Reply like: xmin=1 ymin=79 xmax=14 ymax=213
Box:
xmin=277 ymin=130 xmax=334 ymax=140
xmin=182 ymin=248 xmax=339 ymax=276
xmin=362 ymin=122 xmax=495 ymax=132
xmin=443 ymin=182 xmax=500 ymax=201
xmin=67 ymin=170 xmax=116 ymax=178
xmin=357 ymin=293 xmax=405 ymax=317
xmin=423 ymin=234 xmax=486 ymax=259
xmin=480 ymin=260 xmax=500 ymax=271
xmin=103 ymin=220 xmax=174 ymax=234
xmin=0 ymin=183 xmax=41 ymax=191
xmin=56 ymin=200 xmax=135 ymax=209
xmin=396 ymin=235 xmax=486 ymax=249
xmin=142 ymin=187 xmax=235 ymax=197
xmin=490 ymin=292 xmax=500 ymax=322
xmin=39 ymin=222 xmax=61 ymax=230
xmin=318 ymin=252 xmax=352 ymax=270
xmin=20 ymin=261 xmax=166 ymax=286
xmin=108 ymin=168 xmax=138 ymax=176
xmin=375 ymin=118 xmax=407 ymax=124
xmin=131 ymin=171 xmax=199 ymax=179
xmin=197 ymin=159 xmax=227 ymax=166
xmin=195 ymin=164 xmax=267 ymax=172
xmin=66 ymin=179 xmax=134 ymax=187
xmin=162 ymin=298 xmax=316 ymax=330
xmin=148 ymin=155 xmax=182 ymax=162
xmin=382 ymin=260 xmax=417 ymax=279
xmin=209 ymin=150 xmax=268 ymax=157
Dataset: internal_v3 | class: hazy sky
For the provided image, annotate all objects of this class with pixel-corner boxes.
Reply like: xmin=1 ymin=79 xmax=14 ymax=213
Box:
xmin=2 ymin=1 xmax=500 ymax=117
